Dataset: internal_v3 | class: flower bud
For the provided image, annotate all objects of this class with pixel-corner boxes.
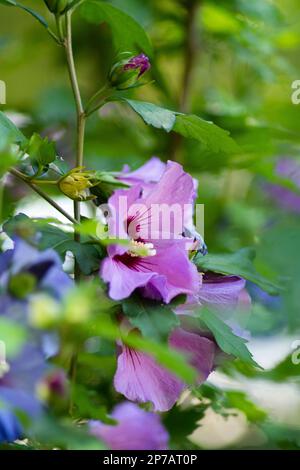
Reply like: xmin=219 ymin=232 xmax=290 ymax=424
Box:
xmin=37 ymin=370 xmax=69 ymax=403
xmin=44 ymin=0 xmax=69 ymax=14
xmin=58 ymin=167 xmax=96 ymax=201
xmin=109 ymin=53 xmax=151 ymax=90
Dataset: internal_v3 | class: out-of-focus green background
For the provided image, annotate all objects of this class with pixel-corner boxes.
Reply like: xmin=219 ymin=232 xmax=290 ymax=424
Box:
xmin=1 ymin=0 xmax=300 ymax=449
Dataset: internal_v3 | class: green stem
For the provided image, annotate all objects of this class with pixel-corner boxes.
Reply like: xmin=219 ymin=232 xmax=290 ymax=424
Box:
xmin=63 ymin=9 xmax=86 ymax=405
xmin=9 ymin=168 xmax=77 ymax=224
xmin=64 ymin=9 xmax=86 ymax=281
xmin=69 ymin=350 xmax=78 ymax=416
xmin=47 ymin=27 xmax=63 ymax=45
xmin=85 ymin=84 xmax=111 ymax=115
xmin=0 ymin=178 xmax=4 ymax=223
xmin=86 ymin=100 xmax=107 ymax=117
xmin=55 ymin=14 xmax=65 ymax=43
xmin=30 ymin=179 xmax=58 ymax=185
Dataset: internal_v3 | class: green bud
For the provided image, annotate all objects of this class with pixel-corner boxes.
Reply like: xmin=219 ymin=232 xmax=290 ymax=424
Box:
xmin=44 ymin=0 xmax=69 ymax=14
xmin=109 ymin=53 xmax=151 ymax=90
xmin=58 ymin=167 xmax=96 ymax=201
xmin=8 ymin=273 xmax=37 ymax=299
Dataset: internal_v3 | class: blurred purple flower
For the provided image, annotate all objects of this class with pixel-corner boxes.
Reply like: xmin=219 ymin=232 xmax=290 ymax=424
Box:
xmin=101 ymin=161 xmax=199 ymax=303
xmin=266 ymin=158 xmax=300 ymax=213
xmin=114 ymin=327 xmax=216 ymax=412
xmin=0 ymin=238 xmax=73 ymax=300
xmin=0 ymin=345 xmax=46 ymax=442
xmin=0 ymin=239 xmax=73 ymax=323
xmin=89 ymin=401 xmax=169 ymax=450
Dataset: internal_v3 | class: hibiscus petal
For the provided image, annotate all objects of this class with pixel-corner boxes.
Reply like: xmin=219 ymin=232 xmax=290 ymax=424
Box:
xmin=101 ymin=256 xmax=156 ymax=300
xmin=169 ymin=328 xmax=216 ymax=382
xmin=198 ymin=274 xmax=245 ymax=310
xmin=114 ymin=327 xmax=216 ymax=411
xmin=142 ymin=241 xmax=200 ymax=303
xmin=114 ymin=346 xmax=184 ymax=412
xmin=119 ymin=157 xmax=166 ymax=186
xmin=89 ymin=401 xmax=169 ymax=450
xmin=143 ymin=161 xmax=195 ymax=208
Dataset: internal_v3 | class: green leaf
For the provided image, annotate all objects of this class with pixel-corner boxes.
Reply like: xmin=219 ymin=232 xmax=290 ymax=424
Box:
xmin=3 ymin=214 xmax=102 ymax=275
xmin=122 ymin=295 xmax=180 ymax=341
xmin=90 ymin=315 xmax=197 ymax=383
xmin=0 ymin=318 xmax=27 ymax=357
xmin=72 ymin=384 xmax=116 ymax=424
xmin=260 ymin=422 xmax=300 ymax=450
xmin=195 ymin=383 xmax=267 ymax=423
xmin=198 ymin=308 xmax=259 ymax=367
xmin=30 ymin=415 xmax=105 ymax=450
xmin=164 ymin=403 xmax=208 ymax=446
xmin=0 ymin=135 xmax=19 ymax=177
xmin=125 ymin=99 xmax=176 ymax=132
xmin=123 ymin=100 xmax=239 ymax=157
xmin=224 ymin=390 xmax=267 ymax=423
xmin=0 ymin=1 xmax=48 ymax=27
xmin=0 ymin=1 xmax=17 ymax=6
xmin=0 ymin=111 xmax=27 ymax=145
xmin=26 ymin=133 xmax=56 ymax=168
xmin=35 ymin=223 xmax=102 ymax=275
xmin=194 ymin=248 xmax=280 ymax=295
xmin=173 ymin=114 xmax=239 ymax=155
xmin=80 ymin=1 xmax=152 ymax=56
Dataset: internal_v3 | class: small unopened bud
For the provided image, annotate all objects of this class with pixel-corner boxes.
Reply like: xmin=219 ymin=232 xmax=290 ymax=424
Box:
xmin=44 ymin=0 xmax=69 ymax=14
xmin=109 ymin=53 xmax=151 ymax=90
xmin=58 ymin=167 xmax=96 ymax=201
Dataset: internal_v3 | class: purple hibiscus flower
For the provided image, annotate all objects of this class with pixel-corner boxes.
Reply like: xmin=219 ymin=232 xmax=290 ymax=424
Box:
xmin=266 ymin=157 xmax=300 ymax=213
xmin=0 ymin=345 xmax=46 ymax=442
xmin=114 ymin=326 xmax=217 ymax=412
xmin=101 ymin=161 xmax=200 ymax=303
xmin=89 ymin=401 xmax=169 ymax=450
xmin=118 ymin=157 xmax=206 ymax=254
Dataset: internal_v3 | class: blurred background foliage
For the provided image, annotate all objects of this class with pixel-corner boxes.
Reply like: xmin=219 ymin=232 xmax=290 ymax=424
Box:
xmin=1 ymin=0 xmax=300 ymax=449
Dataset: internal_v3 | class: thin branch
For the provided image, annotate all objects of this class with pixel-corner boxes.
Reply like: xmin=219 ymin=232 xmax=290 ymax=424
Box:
xmin=64 ymin=10 xmax=86 ymax=281
xmin=9 ymin=168 xmax=77 ymax=225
